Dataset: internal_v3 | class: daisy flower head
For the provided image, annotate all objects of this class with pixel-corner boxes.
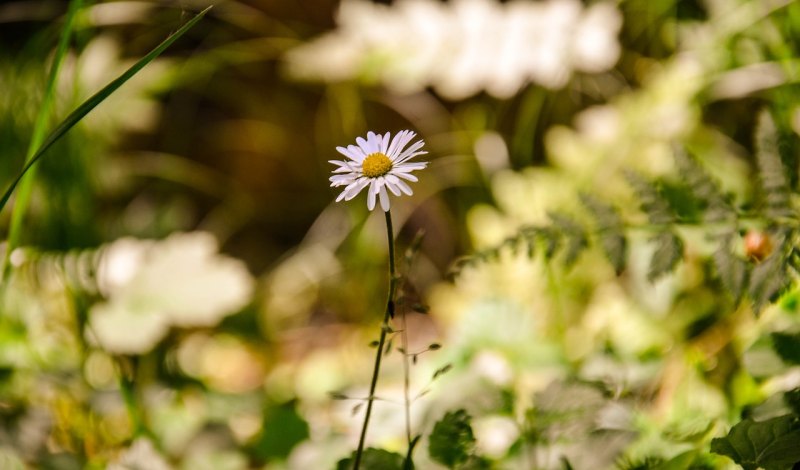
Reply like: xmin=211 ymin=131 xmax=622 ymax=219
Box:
xmin=330 ymin=130 xmax=428 ymax=211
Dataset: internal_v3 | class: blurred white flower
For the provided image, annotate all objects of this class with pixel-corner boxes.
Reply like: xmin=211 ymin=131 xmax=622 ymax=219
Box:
xmin=472 ymin=415 xmax=519 ymax=458
xmin=330 ymin=130 xmax=427 ymax=211
xmin=286 ymin=0 xmax=622 ymax=99
xmin=108 ymin=438 xmax=172 ymax=470
xmin=88 ymin=232 xmax=254 ymax=355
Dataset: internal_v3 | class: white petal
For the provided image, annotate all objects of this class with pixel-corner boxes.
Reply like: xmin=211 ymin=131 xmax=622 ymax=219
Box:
xmin=395 ymin=171 xmax=419 ymax=182
xmin=385 ymin=180 xmax=401 ymax=196
xmin=357 ymin=135 xmax=378 ymax=155
xmin=367 ymin=180 xmax=378 ymax=210
xmin=380 ymin=132 xmax=390 ymax=154
xmin=388 ymin=130 xmax=414 ymax=158
xmin=395 ymin=140 xmax=426 ymax=162
xmin=394 ymin=161 xmax=427 ymax=171
xmin=395 ymin=150 xmax=428 ymax=164
xmin=344 ymin=178 xmax=370 ymax=200
xmin=335 ymin=147 xmax=359 ymax=161
xmin=378 ymin=185 xmax=390 ymax=212
xmin=329 ymin=174 xmax=355 ymax=186
xmin=394 ymin=178 xmax=413 ymax=195
xmin=347 ymin=145 xmax=367 ymax=162
xmin=367 ymin=131 xmax=382 ymax=153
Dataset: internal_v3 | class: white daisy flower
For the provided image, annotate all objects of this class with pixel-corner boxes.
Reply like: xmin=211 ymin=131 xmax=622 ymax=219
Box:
xmin=329 ymin=130 xmax=428 ymax=211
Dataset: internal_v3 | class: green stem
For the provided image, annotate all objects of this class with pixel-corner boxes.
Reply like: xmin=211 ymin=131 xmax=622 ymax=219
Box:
xmin=353 ymin=210 xmax=397 ymax=470
xmin=115 ymin=356 xmax=145 ymax=437
xmin=2 ymin=0 xmax=83 ymax=279
xmin=400 ymin=306 xmax=412 ymax=447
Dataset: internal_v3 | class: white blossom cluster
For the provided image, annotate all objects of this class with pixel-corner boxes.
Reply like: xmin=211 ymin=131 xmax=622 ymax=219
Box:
xmin=88 ymin=232 xmax=254 ymax=355
xmin=286 ymin=0 xmax=622 ymax=100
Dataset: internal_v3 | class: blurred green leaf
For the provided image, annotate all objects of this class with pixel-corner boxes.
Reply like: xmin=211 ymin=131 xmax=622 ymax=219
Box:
xmin=710 ymin=415 xmax=800 ymax=470
xmin=771 ymin=332 xmax=800 ymax=365
xmin=252 ymin=401 xmax=309 ymax=461
xmin=337 ymin=448 xmax=404 ymax=470
xmin=784 ymin=388 xmax=800 ymax=417
xmin=429 ymin=409 xmax=479 ymax=468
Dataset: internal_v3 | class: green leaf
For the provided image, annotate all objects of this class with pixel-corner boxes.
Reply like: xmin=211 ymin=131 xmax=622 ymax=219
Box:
xmin=648 ymin=231 xmax=684 ymax=282
xmin=580 ymin=193 xmax=627 ymax=274
xmin=337 ymin=448 xmax=404 ymax=470
xmin=0 ymin=5 xmax=212 ymax=215
xmin=713 ymin=233 xmax=748 ymax=302
xmin=784 ymin=388 xmax=800 ymax=417
xmin=672 ymin=145 xmax=735 ymax=223
xmin=771 ymin=332 xmax=800 ymax=365
xmin=429 ymin=409 xmax=478 ymax=468
xmin=624 ymin=170 xmax=675 ymax=225
xmin=710 ymin=415 xmax=800 ymax=470
xmin=252 ymin=401 xmax=310 ymax=461
xmin=755 ymin=111 xmax=792 ymax=220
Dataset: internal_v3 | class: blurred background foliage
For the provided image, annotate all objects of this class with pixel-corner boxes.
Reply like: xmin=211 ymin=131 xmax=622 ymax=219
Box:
xmin=1 ymin=0 xmax=800 ymax=468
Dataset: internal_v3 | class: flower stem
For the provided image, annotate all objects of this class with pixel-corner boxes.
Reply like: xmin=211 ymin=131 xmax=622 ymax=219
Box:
xmin=353 ymin=210 xmax=398 ymax=470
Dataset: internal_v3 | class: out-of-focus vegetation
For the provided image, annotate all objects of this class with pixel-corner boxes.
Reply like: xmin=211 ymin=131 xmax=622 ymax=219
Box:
xmin=1 ymin=0 xmax=800 ymax=469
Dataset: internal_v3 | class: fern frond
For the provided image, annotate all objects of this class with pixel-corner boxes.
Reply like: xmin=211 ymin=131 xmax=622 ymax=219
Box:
xmin=549 ymin=212 xmax=588 ymax=268
xmin=672 ymin=145 xmax=735 ymax=223
xmin=755 ymin=111 xmax=792 ymax=220
xmin=748 ymin=228 xmax=792 ymax=313
xmin=624 ymin=170 xmax=676 ymax=225
xmin=580 ymin=193 xmax=627 ymax=274
xmin=648 ymin=231 xmax=684 ymax=281
xmin=713 ymin=233 xmax=748 ymax=302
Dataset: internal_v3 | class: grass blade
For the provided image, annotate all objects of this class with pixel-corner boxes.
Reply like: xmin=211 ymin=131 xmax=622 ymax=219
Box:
xmin=0 ymin=5 xmax=213 ymax=216
xmin=3 ymin=0 xmax=83 ymax=274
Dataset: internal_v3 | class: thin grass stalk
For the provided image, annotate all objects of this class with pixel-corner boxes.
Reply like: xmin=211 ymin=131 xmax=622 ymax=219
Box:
xmin=2 ymin=0 xmax=83 ymax=278
xmin=400 ymin=307 xmax=412 ymax=447
xmin=353 ymin=210 xmax=398 ymax=470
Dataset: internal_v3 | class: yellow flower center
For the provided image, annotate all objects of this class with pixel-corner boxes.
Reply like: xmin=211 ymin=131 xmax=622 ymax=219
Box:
xmin=362 ymin=152 xmax=392 ymax=178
